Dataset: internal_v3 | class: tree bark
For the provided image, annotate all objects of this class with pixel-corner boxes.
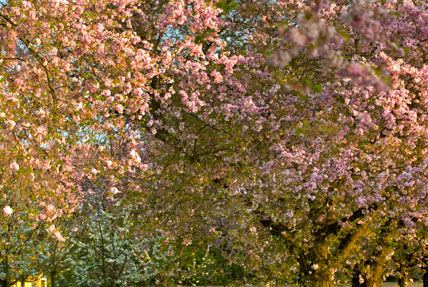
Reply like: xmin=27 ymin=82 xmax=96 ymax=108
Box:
xmin=423 ymin=271 xmax=428 ymax=287
xmin=313 ymin=268 xmax=333 ymax=287
xmin=365 ymin=218 xmax=395 ymax=287
xmin=364 ymin=251 xmax=388 ymax=287
xmin=366 ymin=279 xmax=382 ymax=287
xmin=365 ymin=253 xmax=388 ymax=287
xmin=311 ymin=213 xmax=375 ymax=287
xmin=5 ymin=262 xmax=10 ymax=287
xmin=313 ymin=278 xmax=333 ymax=287
xmin=50 ymin=271 xmax=56 ymax=287
xmin=352 ymin=263 xmax=367 ymax=287
xmin=367 ymin=258 xmax=386 ymax=287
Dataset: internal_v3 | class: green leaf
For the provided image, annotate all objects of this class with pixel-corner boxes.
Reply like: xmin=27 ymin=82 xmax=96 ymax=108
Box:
xmin=312 ymin=83 xmax=323 ymax=93
xmin=302 ymin=120 xmax=309 ymax=128
xmin=337 ymin=28 xmax=351 ymax=42
xmin=304 ymin=78 xmax=323 ymax=92
xmin=216 ymin=1 xmax=238 ymax=13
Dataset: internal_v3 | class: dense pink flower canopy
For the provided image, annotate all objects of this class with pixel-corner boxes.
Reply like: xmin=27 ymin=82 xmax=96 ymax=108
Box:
xmin=2 ymin=0 xmax=428 ymax=285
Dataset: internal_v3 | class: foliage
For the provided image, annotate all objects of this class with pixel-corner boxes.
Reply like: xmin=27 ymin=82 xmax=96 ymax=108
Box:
xmin=3 ymin=0 xmax=428 ymax=286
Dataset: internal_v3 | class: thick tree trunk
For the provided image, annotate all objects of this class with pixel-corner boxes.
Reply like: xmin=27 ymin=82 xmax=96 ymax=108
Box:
xmin=313 ymin=279 xmax=333 ymax=287
xmin=20 ymin=279 xmax=25 ymax=287
xmin=423 ymin=271 xmax=428 ymax=287
xmin=366 ymin=280 xmax=382 ymax=287
xmin=5 ymin=263 xmax=10 ymax=287
xmin=50 ymin=271 xmax=56 ymax=287
xmin=365 ymin=257 xmax=387 ymax=287
xmin=313 ymin=269 xmax=334 ymax=287
xmin=310 ymin=243 xmax=332 ymax=287
xmin=351 ymin=273 xmax=360 ymax=287
xmin=365 ymin=263 xmax=385 ymax=287
xmin=305 ymin=209 xmax=379 ymax=287
xmin=352 ymin=264 xmax=367 ymax=287
xmin=366 ymin=220 xmax=394 ymax=287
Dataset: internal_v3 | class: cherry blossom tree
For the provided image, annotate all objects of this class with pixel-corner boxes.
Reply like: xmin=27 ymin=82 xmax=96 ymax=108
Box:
xmin=126 ymin=0 xmax=428 ymax=285
xmin=263 ymin=1 xmax=428 ymax=285
xmin=4 ymin=0 xmax=428 ymax=286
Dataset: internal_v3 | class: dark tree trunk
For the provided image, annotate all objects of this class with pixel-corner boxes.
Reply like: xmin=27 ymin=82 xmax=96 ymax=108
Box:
xmin=365 ymin=255 xmax=387 ymax=287
xmin=398 ymin=271 xmax=409 ymax=287
xmin=365 ymin=265 xmax=384 ymax=287
xmin=50 ymin=271 xmax=56 ymax=287
xmin=366 ymin=222 xmax=394 ymax=287
xmin=423 ymin=271 xmax=428 ymax=287
xmin=5 ymin=262 xmax=10 ymax=287
xmin=352 ymin=264 xmax=367 ymax=287
xmin=313 ymin=269 xmax=334 ymax=287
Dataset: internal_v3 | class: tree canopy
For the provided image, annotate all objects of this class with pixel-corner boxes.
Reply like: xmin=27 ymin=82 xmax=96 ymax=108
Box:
xmin=2 ymin=0 xmax=428 ymax=286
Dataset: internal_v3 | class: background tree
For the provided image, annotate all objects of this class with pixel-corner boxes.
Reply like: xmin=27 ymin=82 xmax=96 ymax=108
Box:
xmin=0 ymin=197 xmax=43 ymax=287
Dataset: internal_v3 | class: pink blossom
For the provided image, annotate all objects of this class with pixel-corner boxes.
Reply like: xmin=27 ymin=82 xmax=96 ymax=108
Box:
xmin=115 ymin=104 xmax=124 ymax=114
xmin=48 ymin=225 xmax=56 ymax=233
xmin=2 ymin=206 xmax=13 ymax=216
xmin=10 ymin=162 xmax=19 ymax=171
xmin=106 ymin=160 xmax=113 ymax=168
xmin=37 ymin=214 xmax=47 ymax=221
xmin=45 ymin=204 xmax=55 ymax=215
xmin=22 ymin=1 xmax=32 ymax=10
xmin=54 ymin=231 xmax=66 ymax=242
xmin=110 ymin=187 xmax=120 ymax=195
xmin=210 ymin=70 xmax=223 ymax=83
xmin=6 ymin=120 xmax=16 ymax=129
xmin=312 ymin=264 xmax=319 ymax=270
